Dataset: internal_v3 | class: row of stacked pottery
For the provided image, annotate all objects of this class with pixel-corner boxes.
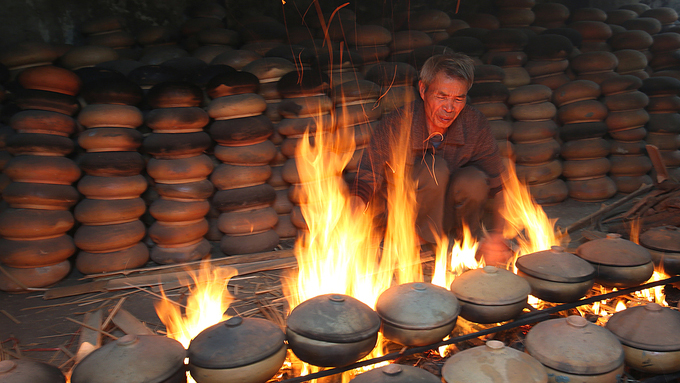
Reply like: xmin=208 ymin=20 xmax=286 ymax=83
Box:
xmin=347 ymin=25 xmax=392 ymax=75
xmin=468 ymin=64 xmax=512 ymax=160
xmin=365 ymin=61 xmax=418 ymax=116
xmin=74 ymin=101 xmax=148 ymax=274
xmin=525 ymin=33 xmax=572 ymax=90
xmin=482 ymin=28 xmax=530 ymax=90
xmin=144 ymin=81 xmax=212 ymax=264
xmin=279 ymin=70 xmax=335 ymax=234
xmin=332 ymin=78 xmax=382 ymax=183
xmin=642 ymin=76 xmax=680 ymax=180
xmin=408 ymin=9 xmax=452 ymax=44
xmin=570 ymin=50 xmax=619 ymax=85
xmin=207 ymin=72 xmax=280 ymax=255
xmin=602 ymin=75 xmax=653 ymax=193
xmin=509 ymin=84 xmax=566 ymax=204
xmin=0 ymin=66 xmax=81 ymax=292
xmin=389 ymin=29 xmax=433 ymax=63
xmin=494 ymin=0 xmax=535 ymax=29
xmin=554 ymin=80 xmax=616 ymax=202
xmin=531 ymin=2 xmax=569 ymax=29
xmin=569 ymin=17 xmax=611 ymax=53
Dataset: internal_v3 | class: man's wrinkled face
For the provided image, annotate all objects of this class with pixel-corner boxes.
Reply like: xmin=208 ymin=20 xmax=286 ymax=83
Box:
xmin=418 ymin=73 xmax=468 ymax=132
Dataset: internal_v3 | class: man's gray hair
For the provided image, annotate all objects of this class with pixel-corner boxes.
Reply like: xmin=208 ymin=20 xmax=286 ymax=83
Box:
xmin=419 ymin=53 xmax=475 ymax=91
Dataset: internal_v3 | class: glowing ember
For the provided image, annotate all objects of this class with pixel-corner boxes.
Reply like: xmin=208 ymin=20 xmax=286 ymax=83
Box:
xmin=155 ymin=263 xmax=237 ymax=349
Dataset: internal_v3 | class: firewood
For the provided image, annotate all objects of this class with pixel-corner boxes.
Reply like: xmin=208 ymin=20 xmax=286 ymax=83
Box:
xmin=66 ymin=317 xmax=117 ymax=340
xmin=110 ymin=308 xmax=154 ymax=336
xmin=75 ymin=310 xmax=102 ymax=364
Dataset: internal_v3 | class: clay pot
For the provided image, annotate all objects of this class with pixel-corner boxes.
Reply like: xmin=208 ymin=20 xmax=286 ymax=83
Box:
xmin=145 ymin=107 xmax=210 ymax=133
xmin=0 ymin=208 xmax=73 ymax=239
xmin=576 ymin=233 xmax=654 ymax=288
xmin=0 ymin=235 xmax=75 ymax=268
xmin=516 ymin=246 xmax=595 ymax=302
xmin=17 ymin=65 xmax=81 ymax=96
xmin=209 ymin=115 xmax=273 ymax=145
xmin=79 ymin=151 xmax=145 ymax=177
xmin=220 ymin=229 xmax=279 ymax=255
xmin=609 ymin=154 xmax=652 ymax=176
xmin=0 ymin=359 xmax=65 ymax=383
xmin=76 ymin=242 xmax=149 ymax=274
xmin=611 ymin=174 xmax=654 ymax=194
xmin=217 ymin=207 xmax=278 ymax=235
xmin=74 ymin=198 xmax=146 ymax=225
xmin=512 ymin=138 xmax=561 ymax=164
xmin=608 ymin=126 xmax=648 ymax=141
xmin=566 ymin=175 xmax=617 ymax=202
xmin=155 ymin=180 xmax=214 ymax=200
xmin=562 ymin=158 xmax=610 ymax=179
xmin=74 ymin=220 xmax=146 ymax=253
xmin=0 ymin=260 xmax=70 ymax=292
xmin=207 ymin=93 xmax=267 ymax=120
xmin=148 ymin=219 xmax=209 ymax=245
xmin=77 ymin=174 xmax=147 ymax=199
xmin=6 ymin=133 xmax=72 ymax=156
xmin=529 ymin=179 xmax=569 ymax=205
xmin=557 ymin=100 xmax=608 ymax=124
xmin=2 ymin=182 xmax=79 ymax=210
xmin=211 ymin=164 xmax=272 ymax=190
xmin=78 ymin=104 xmax=143 ymax=128
xmin=78 ymin=128 xmax=143 ymax=152
xmin=287 ymin=294 xmax=380 ymax=367
xmin=352 ymin=364 xmax=440 ymax=383
xmin=147 ymin=154 xmax=214 ymax=183
xmin=149 ymin=199 xmax=210 ymax=222
xmin=188 ymin=317 xmax=287 ymax=383
xmin=606 ymin=303 xmax=680 ymax=374
xmin=442 ymin=340 xmax=548 ymax=383
xmin=147 ymin=81 xmax=203 ymax=108
xmin=560 ymin=138 xmax=610 ymax=160
xmin=526 ymin=316 xmax=624 ymax=382
xmin=606 ymin=109 xmax=650 ymax=132
xmin=515 ymin=160 xmax=562 ymax=184
xmin=5 ymin=155 xmax=80 ymax=184
xmin=212 ymin=184 xmax=276 ymax=212
xmin=449 ymin=266 xmax=530 ymax=324
xmin=71 ymin=335 xmax=186 ymax=383
xmin=9 ymin=110 xmax=76 ymax=136
xmin=150 ymin=238 xmax=211 ymax=264
xmin=143 ymin=132 xmax=211 ymax=159
xmin=213 ymin=141 xmax=277 ymax=166
xmin=640 ymin=225 xmax=680 ymax=275
xmin=376 ymin=282 xmax=460 ymax=346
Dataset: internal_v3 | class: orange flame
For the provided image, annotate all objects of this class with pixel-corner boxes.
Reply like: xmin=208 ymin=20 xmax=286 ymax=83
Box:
xmin=432 ymin=225 xmax=482 ymax=289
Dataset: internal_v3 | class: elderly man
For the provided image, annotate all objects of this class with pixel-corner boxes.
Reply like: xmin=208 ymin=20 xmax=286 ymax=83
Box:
xmin=351 ymin=53 xmax=511 ymax=265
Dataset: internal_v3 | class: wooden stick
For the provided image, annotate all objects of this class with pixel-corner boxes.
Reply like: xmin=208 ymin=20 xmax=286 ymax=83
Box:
xmin=0 ymin=264 xmax=30 ymax=291
xmin=66 ymin=317 xmax=117 ymax=340
xmin=58 ymin=345 xmax=75 ymax=359
xmin=111 ymin=309 xmax=154 ymax=336
xmin=101 ymin=297 xmax=126 ymax=330
xmin=1 ymin=310 xmax=20 ymax=324
xmin=75 ymin=310 xmax=102 ymax=363
xmin=561 ymin=184 xmax=654 ymax=235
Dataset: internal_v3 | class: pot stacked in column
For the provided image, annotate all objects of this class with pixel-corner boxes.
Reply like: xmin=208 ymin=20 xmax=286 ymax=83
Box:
xmin=278 ymin=79 xmax=335 ymax=234
xmin=388 ymin=30 xmax=433 ymax=63
xmin=601 ymin=75 xmax=653 ymax=193
xmin=0 ymin=66 xmax=81 ymax=292
xmin=242 ymin=57 xmax=296 ymax=123
xmin=348 ymin=25 xmax=392 ymax=75
xmin=609 ymin=30 xmax=652 ymax=80
xmin=509 ymin=84 xmax=566 ymax=204
xmin=570 ymin=51 xmax=619 ymax=86
xmin=641 ymin=76 xmax=680 ymax=180
xmin=408 ymin=9 xmax=452 ymax=44
xmin=80 ymin=16 xmax=135 ymax=56
xmin=317 ymin=49 xmax=364 ymax=87
xmin=531 ymin=2 xmax=570 ymax=29
xmin=0 ymin=125 xmax=13 ymax=207
xmin=207 ymin=80 xmax=279 ymax=255
xmin=74 ymin=104 xmax=148 ymax=274
xmin=495 ymin=0 xmax=535 ymax=29
xmin=554 ymin=80 xmax=616 ymax=201
xmin=525 ymin=34 xmax=572 ymax=90
xmin=568 ymin=20 xmax=612 ymax=53
xmin=469 ymin=65 xmax=513 ymax=160
xmin=650 ymin=32 xmax=680 ymax=74
xmin=482 ymin=28 xmax=530 ymax=90
xmin=144 ymin=82 xmax=213 ymax=264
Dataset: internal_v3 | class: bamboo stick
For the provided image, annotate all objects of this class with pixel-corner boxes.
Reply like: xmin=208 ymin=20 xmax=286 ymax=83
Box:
xmin=111 ymin=309 xmax=154 ymax=336
xmin=66 ymin=317 xmax=117 ymax=340
xmin=75 ymin=310 xmax=102 ymax=363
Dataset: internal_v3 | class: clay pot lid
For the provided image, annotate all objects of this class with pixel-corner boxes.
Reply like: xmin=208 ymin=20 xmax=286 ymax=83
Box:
xmin=516 ymin=246 xmax=596 ymax=283
xmin=525 ymin=315 xmax=624 ymax=375
xmin=442 ymin=340 xmax=548 ymax=383
xmin=0 ymin=359 xmax=65 ymax=383
xmin=287 ymin=294 xmax=380 ymax=342
xmin=350 ymin=364 xmax=441 ymax=383
xmin=206 ymin=70 xmax=259 ymax=98
xmin=376 ymin=282 xmax=460 ymax=330
xmin=450 ymin=266 xmax=530 ymax=306
xmin=188 ymin=316 xmax=285 ymax=369
xmin=146 ymin=81 xmax=203 ymax=108
xmin=71 ymin=335 xmax=185 ymax=383
xmin=640 ymin=226 xmax=680 ymax=252
xmin=576 ymin=233 xmax=652 ymax=266
xmin=606 ymin=303 xmax=680 ymax=351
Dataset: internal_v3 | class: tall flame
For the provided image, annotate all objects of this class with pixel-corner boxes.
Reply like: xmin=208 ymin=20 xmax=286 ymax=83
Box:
xmin=432 ymin=225 xmax=482 ymax=289
xmin=155 ymin=263 xmax=237 ymax=349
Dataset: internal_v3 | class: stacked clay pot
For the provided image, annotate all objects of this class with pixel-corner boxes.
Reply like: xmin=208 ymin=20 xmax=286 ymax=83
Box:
xmin=570 ymin=50 xmax=619 ymax=85
xmin=494 ymin=0 xmax=535 ymax=29
xmin=0 ymin=125 xmax=14 ymax=206
xmin=0 ymin=41 xmax=60 ymax=80
xmin=482 ymin=28 xmax=530 ymax=90
xmin=80 ymin=16 xmax=135 ymax=54
xmin=347 ymin=25 xmax=392 ymax=75
xmin=408 ymin=9 xmax=452 ymax=44
xmin=0 ymin=66 xmax=82 ymax=291
xmin=207 ymin=74 xmax=280 ymax=255
xmin=620 ymin=3 xmax=652 ymax=16
xmin=278 ymin=73 xmax=335 ymax=234
xmin=194 ymin=27 xmax=239 ymax=64
xmin=609 ymin=28 xmax=652 ymax=80
xmin=601 ymin=75 xmax=653 ymax=193
xmin=509 ymin=84 xmax=566 ymax=204
xmin=238 ymin=19 xmax=286 ymax=57
xmin=641 ymin=76 xmax=680 ymax=180
xmin=316 ymin=48 xmax=364 ymax=87
xmin=388 ymin=30 xmax=433 ymax=63
xmin=568 ymin=20 xmax=612 ymax=52
xmin=242 ymin=57 xmax=296 ymax=123
xmin=179 ymin=2 xmax=226 ymax=54
xmin=365 ymin=62 xmax=418 ymax=116
xmin=606 ymin=9 xmax=640 ymax=30
xmin=524 ymin=33 xmax=572 ymax=90
xmin=468 ymin=64 xmax=513 ymax=160
xmin=650 ymin=32 xmax=680 ymax=74
xmin=554 ymin=80 xmax=617 ymax=201
xmin=144 ymin=81 xmax=213 ymax=264
xmin=641 ymin=7 xmax=679 ymax=32
xmin=531 ymin=2 xmax=570 ymax=29
xmin=74 ymin=101 xmax=149 ymax=274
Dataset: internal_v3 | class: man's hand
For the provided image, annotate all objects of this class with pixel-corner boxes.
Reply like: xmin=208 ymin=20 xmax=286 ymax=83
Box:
xmin=476 ymin=232 xmax=513 ymax=267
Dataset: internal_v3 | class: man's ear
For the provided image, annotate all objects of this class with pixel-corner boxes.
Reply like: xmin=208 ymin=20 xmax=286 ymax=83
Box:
xmin=418 ymin=80 xmax=427 ymax=100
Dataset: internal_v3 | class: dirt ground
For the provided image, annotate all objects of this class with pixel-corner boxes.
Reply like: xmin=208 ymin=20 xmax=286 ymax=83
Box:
xmin=0 ymin=195 xmax=611 ymax=376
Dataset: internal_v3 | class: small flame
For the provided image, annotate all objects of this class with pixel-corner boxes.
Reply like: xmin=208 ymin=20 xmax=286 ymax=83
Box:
xmin=155 ymin=263 xmax=237 ymax=349
xmin=432 ymin=225 xmax=482 ymax=288
xmin=615 ymin=300 xmax=627 ymax=312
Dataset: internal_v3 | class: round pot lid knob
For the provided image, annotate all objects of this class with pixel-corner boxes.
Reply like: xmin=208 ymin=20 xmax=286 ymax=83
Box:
xmin=225 ymin=316 xmax=243 ymax=327
xmin=550 ymin=245 xmax=565 ymax=252
xmin=116 ymin=334 xmax=139 ymax=346
xmin=566 ymin=315 xmax=588 ymax=328
xmin=329 ymin=294 xmax=345 ymax=302
xmin=482 ymin=266 xmax=498 ymax=274
xmin=0 ymin=360 xmax=16 ymax=374
xmin=486 ymin=340 xmax=505 ymax=350
xmin=412 ymin=283 xmax=427 ymax=291
xmin=382 ymin=364 xmax=403 ymax=376
xmin=645 ymin=302 xmax=662 ymax=311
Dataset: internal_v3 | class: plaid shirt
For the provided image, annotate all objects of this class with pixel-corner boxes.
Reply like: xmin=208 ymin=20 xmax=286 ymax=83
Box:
xmin=352 ymin=98 xmax=504 ymax=203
